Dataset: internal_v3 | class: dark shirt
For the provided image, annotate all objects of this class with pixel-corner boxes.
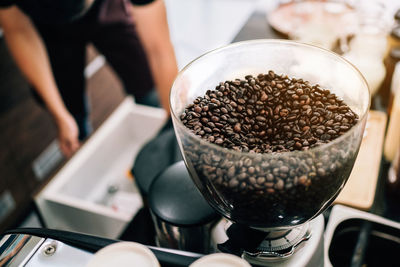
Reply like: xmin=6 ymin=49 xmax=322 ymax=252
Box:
xmin=0 ymin=0 xmax=154 ymax=24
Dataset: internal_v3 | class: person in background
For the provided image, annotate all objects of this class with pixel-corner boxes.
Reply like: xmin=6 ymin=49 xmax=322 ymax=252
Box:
xmin=0 ymin=0 xmax=178 ymax=157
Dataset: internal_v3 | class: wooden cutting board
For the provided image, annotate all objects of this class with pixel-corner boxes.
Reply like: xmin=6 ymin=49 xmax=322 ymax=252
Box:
xmin=334 ymin=110 xmax=387 ymax=210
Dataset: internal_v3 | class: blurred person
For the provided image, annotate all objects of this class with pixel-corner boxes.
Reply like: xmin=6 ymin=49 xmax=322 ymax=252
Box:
xmin=0 ymin=0 xmax=178 ymax=157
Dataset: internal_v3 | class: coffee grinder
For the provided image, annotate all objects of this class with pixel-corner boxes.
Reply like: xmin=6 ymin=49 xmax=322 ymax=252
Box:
xmin=169 ymin=40 xmax=370 ymax=266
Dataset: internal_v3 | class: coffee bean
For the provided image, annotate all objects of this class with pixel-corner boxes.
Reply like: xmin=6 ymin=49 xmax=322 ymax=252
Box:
xmin=298 ymin=119 xmax=306 ymax=126
xmin=280 ymin=165 xmax=289 ymax=173
xmin=321 ymin=134 xmax=331 ymax=141
xmin=201 ymin=117 xmax=209 ymax=124
xmin=298 ymin=175 xmax=308 ymax=185
xmin=237 ymin=98 xmax=246 ymax=104
xmin=256 ymin=116 xmax=266 ymax=122
xmin=327 ymin=129 xmax=337 ymax=135
xmin=339 ymin=106 xmax=349 ymax=113
xmin=194 ymin=106 xmax=202 ymax=113
xmin=317 ymin=168 xmax=326 ymax=176
xmin=248 ymin=166 xmax=255 ymax=174
xmin=227 ymin=166 xmax=236 ymax=178
xmin=204 ymin=127 xmax=212 ymax=133
xmin=310 ymin=116 xmax=319 ymax=124
xmin=229 ymin=179 xmax=239 ymax=188
xmin=234 ymin=123 xmax=242 ymax=133
xmin=260 ymin=92 xmax=268 ymax=101
xmin=340 ymin=125 xmax=349 ymax=131
xmin=215 ymin=138 xmax=224 ymax=145
xmin=207 ymin=122 xmax=215 ymax=128
xmin=295 ymin=142 xmax=302 ymax=149
xmin=287 ymin=114 xmax=297 ymax=121
xmin=327 ymin=105 xmax=338 ymax=111
xmin=280 ymin=109 xmax=289 ymax=117
xmin=275 ymin=179 xmax=284 ymax=190
xmin=211 ymin=116 xmax=219 ymax=122
xmin=238 ymin=173 xmax=247 ymax=180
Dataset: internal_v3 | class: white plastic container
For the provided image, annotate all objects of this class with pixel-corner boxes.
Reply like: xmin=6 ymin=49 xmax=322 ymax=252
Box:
xmin=34 ymin=97 xmax=166 ymax=239
xmin=189 ymin=253 xmax=251 ymax=267
xmin=86 ymin=242 xmax=160 ymax=267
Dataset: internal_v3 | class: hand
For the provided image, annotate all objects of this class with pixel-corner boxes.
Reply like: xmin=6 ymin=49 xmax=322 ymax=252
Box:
xmin=57 ymin=113 xmax=80 ymax=157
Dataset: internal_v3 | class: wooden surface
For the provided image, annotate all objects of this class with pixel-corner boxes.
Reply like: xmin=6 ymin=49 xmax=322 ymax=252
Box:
xmin=334 ymin=110 xmax=388 ymax=210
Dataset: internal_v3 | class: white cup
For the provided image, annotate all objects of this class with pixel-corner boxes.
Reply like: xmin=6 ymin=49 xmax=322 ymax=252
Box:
xmin=86 ymin=242 xmax=160 ymax=267
xmin=189 ymin=253 xmax=251 ymax=267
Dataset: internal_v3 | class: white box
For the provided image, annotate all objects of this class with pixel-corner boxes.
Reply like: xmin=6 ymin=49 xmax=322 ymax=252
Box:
xmin=34 ymin=97 xmax=167 ymax=239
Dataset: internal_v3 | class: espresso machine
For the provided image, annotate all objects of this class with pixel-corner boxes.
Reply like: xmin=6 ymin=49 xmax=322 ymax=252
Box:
xmin=1 ymin=40 xmax=368 ymax=267
xmin=0 ymin=228 xmax=204 ymax=266
xmin=169 ymin=39 xmax=370 ymax=266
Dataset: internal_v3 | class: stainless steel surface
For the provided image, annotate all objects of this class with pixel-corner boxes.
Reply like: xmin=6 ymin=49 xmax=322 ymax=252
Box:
xmin=0 ymin=230 xmax=204 ymax=267
xmin=152 ymin=214 xmax=216 ymax=254
xmin=241 ymin=215 xmax=325 ymax=267
xmin=324 ymin=204 xmax=400 ymax=267
xmin=0 ymin=234 xmax=45 ymax=266
xmin=41 ymin=242 xmax=57 ymax=256
xmin=243 ymin=223 xmax=311 ymax=260
xmin=25 ymin=239 xmax=92 ymax=267
xmin=0 ymin=234 xmax=93 ymax=267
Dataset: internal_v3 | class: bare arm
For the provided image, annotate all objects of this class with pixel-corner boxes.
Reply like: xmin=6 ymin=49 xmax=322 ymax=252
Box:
xmin=0 ymin=6 xmax=79 ymax=157
xmin=129 ymin=0 xmax=178 ymax=115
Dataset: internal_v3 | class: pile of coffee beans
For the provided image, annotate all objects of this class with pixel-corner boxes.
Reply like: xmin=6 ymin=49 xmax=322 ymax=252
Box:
xmin=179 ymin=70 xmax=362 ymax=228
xmin=180 ymin=70 xmax=358 ymax=153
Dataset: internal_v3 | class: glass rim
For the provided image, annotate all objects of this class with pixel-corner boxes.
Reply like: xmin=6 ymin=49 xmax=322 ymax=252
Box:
xmin=170 ymin=39 xmax=371 ymax=158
